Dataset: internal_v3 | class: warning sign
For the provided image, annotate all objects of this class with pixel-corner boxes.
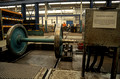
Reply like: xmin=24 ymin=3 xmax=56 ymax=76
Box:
xmin=93 ymin=11 xmax=117 ymax=28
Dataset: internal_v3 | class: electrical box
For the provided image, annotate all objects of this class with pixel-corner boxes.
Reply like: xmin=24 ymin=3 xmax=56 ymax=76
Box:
xmin=84 ymin=9 xmax=120 ymax=47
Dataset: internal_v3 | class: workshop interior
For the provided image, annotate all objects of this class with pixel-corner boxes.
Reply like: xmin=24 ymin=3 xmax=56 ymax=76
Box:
xmin=0 ymin=0 xmax=120 ymax=79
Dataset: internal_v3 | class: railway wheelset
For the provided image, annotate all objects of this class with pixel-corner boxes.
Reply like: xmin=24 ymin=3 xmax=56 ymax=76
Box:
xmin=6 ymin=24 xmax=80 ymax=58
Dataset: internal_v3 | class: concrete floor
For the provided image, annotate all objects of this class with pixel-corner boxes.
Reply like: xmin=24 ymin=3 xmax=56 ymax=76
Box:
xmin=0 ymin=32 xmax=120 ymax=79
xmin=15 ymin=49 xmax=120 ymax=79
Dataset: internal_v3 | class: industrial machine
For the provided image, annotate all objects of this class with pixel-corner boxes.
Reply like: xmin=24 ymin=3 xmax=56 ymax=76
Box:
xmin=82 ymin=9 xmax=120 ymax=79
xmin=6 ymin=24 xmax=82 ymax=58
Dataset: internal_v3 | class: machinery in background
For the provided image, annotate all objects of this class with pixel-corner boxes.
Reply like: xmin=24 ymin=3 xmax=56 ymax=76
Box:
xmin=71 ymin=24 xmax=77 ymax=33
xmin=23 ymin=20 xmax=44 ymax=36
xmin=62 ymin=43 xmax=73 ymax=61
xmin=0 ymin=9 xmax=23 ymax=40
xmin=47 ymin=25 xmax=54 ymax=32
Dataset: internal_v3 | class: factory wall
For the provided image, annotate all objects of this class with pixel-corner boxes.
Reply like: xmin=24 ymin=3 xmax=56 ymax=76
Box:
xmin=39 ymin=16 xmax=85 ymax=26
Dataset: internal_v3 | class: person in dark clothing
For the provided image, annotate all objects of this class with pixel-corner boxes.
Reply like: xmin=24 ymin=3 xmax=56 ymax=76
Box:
xmin=54 ymin=21 xmax=56 ymax=31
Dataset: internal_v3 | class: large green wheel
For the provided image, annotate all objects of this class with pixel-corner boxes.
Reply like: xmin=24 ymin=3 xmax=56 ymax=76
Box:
xmin=6 ymin=24 xmax=28 ymax=56
xmin=54 ymin=25 xmax=63 ymax=58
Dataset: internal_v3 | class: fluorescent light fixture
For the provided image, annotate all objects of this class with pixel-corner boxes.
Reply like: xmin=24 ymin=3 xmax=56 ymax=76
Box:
xmin=0 ymin=7 xmax=7 ymax=8
xmin=60 ymin=2 xmax=79 ymax=4
xmin=0 ymin=6 xmax=15 ymax=8
xmin=0 ymin=1 xmax=119 ymax=9
xmin=0 ymin=5 xmax=21 ymax=8
xmin=49 ymin=3 xmax=61 ymax=5
xmin=112 ymin=1 xmax=120 ymax=3
xmin=26 ymin=4 xmax=35 ymax=7
xmin=39 ymin=3 xmax=45 ymax=6
xmin=26 ymin=9 xmax=74 ymax=14
xmin=94 ymin=1 xmax=106 ymax=4
xmin=49 ymin=2 xmax=90 ymax=5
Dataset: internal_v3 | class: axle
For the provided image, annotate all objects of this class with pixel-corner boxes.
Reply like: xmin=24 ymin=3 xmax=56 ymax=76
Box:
xmin=20 ymin=38 xmax=54 ymax=43
xmin=6 ymin=24 xmax=83 ymax=58
xmin=20 ymin=38 xmax=83 ymax=43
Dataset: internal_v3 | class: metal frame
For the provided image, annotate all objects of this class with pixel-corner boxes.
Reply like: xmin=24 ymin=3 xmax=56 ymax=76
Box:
xmin=21 ymin=3 xmax=40 ymax=30
xmin=0 ymin=0 xmax=114 ymax=6
xmin=21 ymin=4 xmax=26 ymax=21
xmin=26 ymin=4 xmax=35 ymax=20
xmin=35 ymin=3 xmax=39 ymax=30
xmin=106 ymin=0 xmax=112 ymax=7
xmin=26 ymin=14 xmax=81 ymax=26
xmin=90 ymin=0 xmax=93 ymax=8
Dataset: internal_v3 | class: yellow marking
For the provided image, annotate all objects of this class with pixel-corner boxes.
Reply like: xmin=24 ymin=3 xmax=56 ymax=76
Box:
xmin=1 ymin=9 xmax=22 ymax=16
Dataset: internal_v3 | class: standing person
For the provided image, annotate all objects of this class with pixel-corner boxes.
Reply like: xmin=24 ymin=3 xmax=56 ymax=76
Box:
xmin=62 ymin=22 xmax=67 ymax=31
xmin=62 ymin=22 xmax=66 ymax=27
xmin=54 ymin=21 xmax=56 ymax=31
xmin=67 ymin=24 xmax=70 ymax=32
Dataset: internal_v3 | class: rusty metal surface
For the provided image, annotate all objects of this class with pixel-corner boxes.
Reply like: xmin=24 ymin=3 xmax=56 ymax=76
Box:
xmin=84 ymin=9 xmax=120 ymax=47
xmin=0 ymin=62 xmax=47 ymax=79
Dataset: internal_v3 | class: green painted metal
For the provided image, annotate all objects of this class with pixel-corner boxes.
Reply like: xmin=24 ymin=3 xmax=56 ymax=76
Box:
xmin=54 ymin=26 xmax=63 ymax=58
xmin=7 ymin=24 xmax=63 ymax=58
xmin=20 ymin=38 xmax=54 ymax=43
xmin=27 ymin=30 xmax=44 ymax=36
xmin=45 ymin=20 xmax=47 ymax=32
xmin=6 ymin=24 xmax=28 ymax=56
xmin=60 ymin=27 xmax=63 ymax=56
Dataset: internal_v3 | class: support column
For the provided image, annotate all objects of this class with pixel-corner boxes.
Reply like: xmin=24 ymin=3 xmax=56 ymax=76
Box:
xmin=79 ymin=15 xmax=80 ymax=25
xmin=42 ymin=16 xmax=43 ymax=26
xmin=15 ymin=5 xmax=17 ymax=12
xmin=21 ymin=4 xmax=26 ymax=21
xmin=35 ymin=3 xmax=39 ymax=30
xmin=80 ymin=0 xmax=82 ymax=33
xmin=90 ymin=0 xmax=93 ymax=8
xmin=56 ymin=16 xmax=58 ymax=24
xmin=45 ymin=3 xmax=48 ymax=32
xmin=106 ymin=0 xmax=112 ymax=7
xmin=81 ymin=0 xmax=86 ymax=78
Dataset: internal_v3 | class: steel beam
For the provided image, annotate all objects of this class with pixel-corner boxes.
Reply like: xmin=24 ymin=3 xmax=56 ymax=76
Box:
xmin=0 ymin=0 xmax=82 ymax=6
xmin=90 ymin=0 xmax=93 ymax=8
xmin=80 ymin=0 xmax=82 ymax=33
xmin=106 ymin=0 xmax=112 ymax=7
xmin=27 ymin=14 xmax=81 ymax=17
xmin=21 ymin=4 xmax=26 ymax=21
xmin=0 ymin=0 xmax=114 ymax=6
xmin=35 ymin=3 xmax=39 ymax=30
xmin=45 ymin=3 xmax=48 ymax=32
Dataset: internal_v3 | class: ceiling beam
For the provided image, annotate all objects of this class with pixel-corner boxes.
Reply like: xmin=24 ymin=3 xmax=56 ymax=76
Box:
xmin=0 ymin=0 xmax=112 ymax=6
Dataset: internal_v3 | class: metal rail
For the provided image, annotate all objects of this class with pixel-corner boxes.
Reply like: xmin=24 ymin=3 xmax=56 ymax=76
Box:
xmin=54 ymin=58 xmax=61 ymax=68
